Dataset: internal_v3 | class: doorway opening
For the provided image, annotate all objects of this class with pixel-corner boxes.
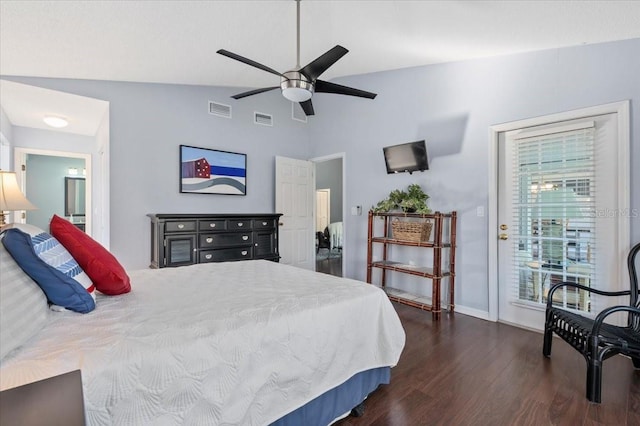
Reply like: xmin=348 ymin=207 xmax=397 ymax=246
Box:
xmin=312 ymin=153 xmax=345 ymax=277
xmin=15 ymin=148 xmax=92 ymax=235
xmin=1 ymin=81 xmax=110 ymax=247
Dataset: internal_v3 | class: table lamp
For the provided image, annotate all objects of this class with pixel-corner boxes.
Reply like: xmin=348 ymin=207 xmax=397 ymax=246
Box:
xmin=0 ymin=171 xmax=37 ymax=226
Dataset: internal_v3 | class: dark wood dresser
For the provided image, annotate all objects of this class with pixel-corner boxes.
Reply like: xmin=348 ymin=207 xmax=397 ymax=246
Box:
xmin=148 ymin=213 xmax=282 ymax=268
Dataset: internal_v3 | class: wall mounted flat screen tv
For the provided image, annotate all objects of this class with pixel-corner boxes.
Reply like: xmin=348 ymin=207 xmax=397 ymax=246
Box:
xmin=383 ymin=140 xmax=429 ymax=174
xmin=180 ymin=145 xmax=247 ymax=195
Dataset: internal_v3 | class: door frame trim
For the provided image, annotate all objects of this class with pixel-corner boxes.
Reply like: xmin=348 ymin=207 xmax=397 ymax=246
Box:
xmin=310 ymin=152 xmax=346 ymax=277
xmin=487 ymin=101 xmax=630 ymax=322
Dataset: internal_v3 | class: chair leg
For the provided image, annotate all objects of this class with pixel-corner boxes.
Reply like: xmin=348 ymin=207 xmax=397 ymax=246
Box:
xmin=586 ymin=359 xmax=602 ymax=403
xmin=543 ymin=325 xmax=553 ymax=357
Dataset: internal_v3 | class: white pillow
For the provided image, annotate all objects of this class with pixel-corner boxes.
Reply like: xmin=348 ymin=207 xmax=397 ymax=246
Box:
xmin=0 ymin=236 xmax=50 ymax=360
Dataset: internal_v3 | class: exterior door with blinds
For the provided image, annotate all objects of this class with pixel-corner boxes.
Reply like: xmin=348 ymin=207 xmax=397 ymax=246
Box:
xmin=497 ymin=112 xmax=622 ymax=331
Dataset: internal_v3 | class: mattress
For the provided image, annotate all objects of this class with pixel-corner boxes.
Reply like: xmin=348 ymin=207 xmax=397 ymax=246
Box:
xmin=0 ymin=260 xmax=405 ymax=425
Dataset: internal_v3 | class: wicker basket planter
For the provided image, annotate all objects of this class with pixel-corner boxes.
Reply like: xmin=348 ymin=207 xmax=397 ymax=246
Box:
xmin=391 ymin=219 xmax=432 ymax=242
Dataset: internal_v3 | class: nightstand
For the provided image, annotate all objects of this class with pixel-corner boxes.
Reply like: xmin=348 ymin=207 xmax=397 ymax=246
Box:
xmin=0 ymin=370 xmax=85 ymax=426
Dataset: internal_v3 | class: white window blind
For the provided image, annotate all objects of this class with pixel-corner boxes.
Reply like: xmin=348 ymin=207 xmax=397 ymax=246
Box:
xmin=511 ymin=123 xmax=596 ymax=313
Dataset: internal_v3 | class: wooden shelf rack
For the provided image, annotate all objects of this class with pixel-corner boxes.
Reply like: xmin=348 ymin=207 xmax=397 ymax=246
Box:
xmin=366 ymin=211 xmax=457 ymax=320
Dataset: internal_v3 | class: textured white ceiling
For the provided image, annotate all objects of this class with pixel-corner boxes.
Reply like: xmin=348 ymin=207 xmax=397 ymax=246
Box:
xmin=2 ymin=0 xmax=640 ymax=89
xmin=1 ymin=1 xmax=639 ymax=135
xmin=0 ymin=80 xmax=109 ymax=136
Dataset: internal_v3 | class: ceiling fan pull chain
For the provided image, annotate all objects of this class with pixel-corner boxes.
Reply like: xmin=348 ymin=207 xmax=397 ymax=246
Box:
xmin=296 ymin=0 xmax=301 ymax=69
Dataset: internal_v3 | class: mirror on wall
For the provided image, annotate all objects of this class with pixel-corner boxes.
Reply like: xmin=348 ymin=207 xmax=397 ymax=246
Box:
xmin=65 ymin=177 xmax=86 ymax=216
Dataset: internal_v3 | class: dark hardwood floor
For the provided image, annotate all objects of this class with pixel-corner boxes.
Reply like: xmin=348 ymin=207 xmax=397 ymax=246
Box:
xmin=336 ymin=302 xmax=640 ymax=426
xmin=316 ymin=253 xmax=342 ymax=277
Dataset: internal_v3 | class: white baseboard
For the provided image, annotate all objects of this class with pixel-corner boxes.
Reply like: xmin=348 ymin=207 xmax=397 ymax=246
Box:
xmin=454 ymin=305 xmax=492 ymax=321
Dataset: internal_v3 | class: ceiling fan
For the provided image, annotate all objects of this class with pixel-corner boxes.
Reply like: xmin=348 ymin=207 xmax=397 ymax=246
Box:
xmin=216 ymin=0 xmax=376 ymax=116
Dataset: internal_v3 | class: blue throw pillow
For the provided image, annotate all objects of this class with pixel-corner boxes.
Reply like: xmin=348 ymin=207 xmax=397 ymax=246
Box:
xmin=2 ymin=228 xmax=96 ymax=313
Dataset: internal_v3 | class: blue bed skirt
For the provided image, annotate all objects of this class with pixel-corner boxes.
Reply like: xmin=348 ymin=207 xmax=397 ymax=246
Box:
xmin=271 ymin=366 xmax=391 ymax=426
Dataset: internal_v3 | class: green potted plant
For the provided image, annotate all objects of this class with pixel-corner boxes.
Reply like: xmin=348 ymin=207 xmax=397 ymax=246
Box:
xmin=371 ymin=184 xmax=432 ymax=241
xmin=371 ymin=183 xmax=431 ymax=214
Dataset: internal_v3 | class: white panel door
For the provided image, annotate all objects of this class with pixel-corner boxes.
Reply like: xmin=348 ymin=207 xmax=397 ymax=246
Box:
xmin=275 ymin=156 xmax=314 ymax=269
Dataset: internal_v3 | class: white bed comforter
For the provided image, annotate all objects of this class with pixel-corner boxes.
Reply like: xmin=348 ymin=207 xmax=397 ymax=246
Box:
xmin=0 ymin=260 xmax=405 ymax=425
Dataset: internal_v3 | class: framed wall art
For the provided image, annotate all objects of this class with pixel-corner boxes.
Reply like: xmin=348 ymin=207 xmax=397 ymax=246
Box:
xmin=180 ymin=145 xmax=247 ymax=195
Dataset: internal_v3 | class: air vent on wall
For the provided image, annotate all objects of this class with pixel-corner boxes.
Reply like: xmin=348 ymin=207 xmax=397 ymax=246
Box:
xmin=291 ymin=103 xmax=307 ymax=123
xmin=254 ymin=112 xmax=273 ymax=127
xmin=208 ymin=101 xmax=232 ymax=118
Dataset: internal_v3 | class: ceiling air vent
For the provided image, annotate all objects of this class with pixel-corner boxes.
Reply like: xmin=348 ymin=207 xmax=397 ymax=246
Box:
xmin=208 ymin=101 xmax=232 ymax=118
xmin=254 ymin=112 xmax=273 ymax=127
xmin=291 ymin=103 xmax=308 ymax=123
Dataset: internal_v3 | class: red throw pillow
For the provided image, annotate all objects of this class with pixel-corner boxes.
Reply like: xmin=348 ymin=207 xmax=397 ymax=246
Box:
xmin=50 ymin=215 xmax=131 ymax=295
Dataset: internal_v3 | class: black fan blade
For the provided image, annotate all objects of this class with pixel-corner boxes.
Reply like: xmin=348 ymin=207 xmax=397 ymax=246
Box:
xmin=299 ymin=99 xmax=315 ymax=116
xmin=299 ymin=45 xmax=348 ymax=80
xmin=231 ymin=86 xmax=279 ymax=100
xmin=217 ymin=49 xmax=284 ymax=77
xmin=315 ymin=80 xmax=377 ymax=99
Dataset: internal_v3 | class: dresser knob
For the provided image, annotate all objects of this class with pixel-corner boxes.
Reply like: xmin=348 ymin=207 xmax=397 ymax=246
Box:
xmin=238 ymin=222 xmax=243 ymax=227
xmin=262 ymin=221 xmax=267 ymax=226
xmin=205 ymin=254 xmax=212 ymax=260
xmin=209 ymin=223 xmax=216 ymax=228
xmin=206 ymin=237 xmax=213 ymax=243
xmin=177 ymin=223 xmax=184 ymax=229
xmin=242 ymin=235 xmax=249 ymax=241
xmin=241 ymin=250 xmax=248 ymax=256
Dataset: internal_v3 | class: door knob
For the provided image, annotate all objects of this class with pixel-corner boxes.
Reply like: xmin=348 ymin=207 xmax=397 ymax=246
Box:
xmin=499 ymin=233 xmax=508 ymax=240
xmin=500 ymin=224 xmax=508 ymax=230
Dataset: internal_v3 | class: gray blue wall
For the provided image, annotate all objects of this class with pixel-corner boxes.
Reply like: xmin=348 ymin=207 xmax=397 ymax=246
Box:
xmin=1 ymin=79 xmax=310 ymax=270
xmin=0 ymin=107 xmax=13 ymax=170
xmin=307 ymin=38 xmax=640 ymax=313
xmin=3 ymin=38 xmax=639 ymax=316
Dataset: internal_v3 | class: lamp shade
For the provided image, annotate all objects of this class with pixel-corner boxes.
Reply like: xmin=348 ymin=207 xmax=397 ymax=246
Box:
xmin=0 ymin=171 xmax=37 ymax=211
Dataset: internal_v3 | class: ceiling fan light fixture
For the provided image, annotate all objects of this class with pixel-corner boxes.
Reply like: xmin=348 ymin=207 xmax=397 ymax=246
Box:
xmin=281 ymin=71 xmax=313 ymax=102
xmin=43 ymin=115 xmax=68 ymax=128
xmin=282 ymin=87 xmax=312 ymax=102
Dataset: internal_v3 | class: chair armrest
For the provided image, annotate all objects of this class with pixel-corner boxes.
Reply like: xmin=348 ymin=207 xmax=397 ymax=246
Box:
xmin=547 ymin=282 xmax=631 ymax=309
xmin=592 ymin=305 xmax=640 ymax=335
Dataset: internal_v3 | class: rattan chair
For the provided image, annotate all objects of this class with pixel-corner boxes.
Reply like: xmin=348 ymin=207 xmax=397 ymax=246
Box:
xmin=543 ymin=242 xmax=640 ymax=403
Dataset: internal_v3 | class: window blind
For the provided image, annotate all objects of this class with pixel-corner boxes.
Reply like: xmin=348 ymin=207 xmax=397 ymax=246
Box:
xmin=511 ymin=124 xmax=596 ymax=312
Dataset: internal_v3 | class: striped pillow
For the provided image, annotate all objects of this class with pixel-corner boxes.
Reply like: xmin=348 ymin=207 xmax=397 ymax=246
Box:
xmin=6 ymin=223 xmax=95 ymax=310
xmin=31 ymin=230 xmax=96 ymax=303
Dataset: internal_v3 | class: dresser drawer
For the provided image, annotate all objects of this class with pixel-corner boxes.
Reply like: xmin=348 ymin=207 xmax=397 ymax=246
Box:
xmin=165 ymin=220 xmax=197 ymax=233
xmin=199 ymin=247 xmax=253 ymax=262
xmin=199 ymin=232 xmax=252 ymax=248
xmin=199 ymin=220 xmax=226 ymax=231
xmin=228 ymin=219 xmax=252 ymax=230
xmin=253 ymin=218 xmax=276 ymax=229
